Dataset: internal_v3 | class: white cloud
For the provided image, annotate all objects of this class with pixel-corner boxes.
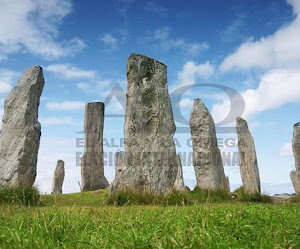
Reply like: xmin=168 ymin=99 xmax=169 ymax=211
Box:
xmin=0 ymin=0 xmax=85 ymax=61
xmin=179 ymin=98 xmax=194 ymax=108
xmin=76 ymin=82 xmax=90 ymax=90
xmin=280 ymin=143 xmax=293 ymax=157
xmin=96 ymin=80 xmax=112 ymax=88
xmin=220 ymin=15 xmax=245 ymax=43
xmin=212 ymin=0 xmax=300 ymax=122
xmin=212 ymin=68 xmax=300 ymax=122
xmin=46 ymin=101 xmax=85 ymax=111
xmin=145 ymin=2 xmax=167 ymax=16
xmin=220 ymin=0 xmax=300 ymax=71
xmin=176 ymin=61 xmax=214 ymax=88
xmin=101 ymin=33 xmax=118 ymax=51
xmin=100 ymin=29 xmax=128 ymax=52
xmin=40 ymin=116 xmax=78 ymax=126
xmin=0 ymin=68 xmax=18 ymax=93
xmin=152 ymin=27 xmax=209 ymax=55
xmin=248 ymin=121 xmax=260 ymax=132
xmin=45 ymin=64 xmax=96 ymax=80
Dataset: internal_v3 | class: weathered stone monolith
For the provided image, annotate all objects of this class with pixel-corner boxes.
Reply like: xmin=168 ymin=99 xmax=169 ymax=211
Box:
xmin=51 ymin=160 xmax=65 ymax=194
xmin=290 ymin=122 xmax=300 ymax=194
xmin=190 ymin=98 xmax=229 ymax=191
xmin=0 ymin=66 xmax=44 ymax=188
xmin=174 ymin=154 xmax=186 ymax=191
xmin=81 ymin=102 xmax=109 ymax=191
xmin=110 ymin=53 xmax=178 ymax=195
xmin=236 ymin=116 xmax=261 ymax=194
xmin=115 ymin=151 xmax=126 ymax=179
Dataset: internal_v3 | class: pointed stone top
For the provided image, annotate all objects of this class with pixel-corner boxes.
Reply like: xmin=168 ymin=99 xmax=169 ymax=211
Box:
xmin=294 ymin=122 xmax=300 ymax=127
xmin=190 ymin=98 xmax=210 ymax=116
xmin=236 ymin=116 xmax=248 ymax=126
xmin=18 ymin=65 xmax=43 ymax=86
xmin=128 ymin=53 xmax=167 ymax=67
xmin=57 ymin=159 xmax=64 ymax=164
xmin=193 ymin=98 xmax=205 ymax=106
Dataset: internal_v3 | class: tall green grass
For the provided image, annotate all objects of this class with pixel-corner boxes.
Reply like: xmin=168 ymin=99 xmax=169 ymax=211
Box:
xmin=190 ymin=187 xmax=232 ymax=203
xmin=107 ymin=189 xmax=194 ymax=206
xmin=233 ymin=187 xmax=272 ymax=203
xmin=107 ymin=187 xmax=233 ymax=206
xmin=1 ymin=204 xmax=300 ymax=248
xmin=0 ymin=186 xmax=41 ymax=206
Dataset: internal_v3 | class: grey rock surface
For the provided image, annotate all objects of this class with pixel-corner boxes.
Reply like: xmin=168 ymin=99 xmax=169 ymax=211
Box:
xmin=224 ymin=176 xmax=230 ymax=192
xmin=110 ymin=53 xmax=178 ymax=195
xmin=51 ymin=160 xmax=65 ymax=194
xmin=236 ymin=116 xmax=261 ymax=194
xmin=174 ymin=154 xmax=186 ymax=191
xmin=0 ymin=66 xmax=44 ymax=188
xmin=291 ymin=123 xmax=300 ymax=194
xmin=190 ymin=98 xmax=229 ymax=191
xmin=81 ymin=102 xmax=109 ymax=191
xmin=115 ymin=151 xmax=126 ymax=179
xmin=291 ymin=170 xmax=300 ymax=195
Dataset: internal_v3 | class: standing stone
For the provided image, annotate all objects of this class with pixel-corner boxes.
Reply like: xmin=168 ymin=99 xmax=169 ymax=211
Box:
xmin=190 ymin=98 xmax=229 ymax=191
xmin=291 ymin=171 xmax=300 ymax=195
xmin=51 ymin=160 xmax=65 ymax=194
xmin=0 ymin=66 xmax=44 ymax=188
xmin=236 ymin=116 xmax=261 ymax=194
xmin=290 ymin=122 xmax=300 ymax=194
xmin=115 ymin=151 xmax=126 ymax=179
xmin=81 ymin=102 xmax=109 ymax=191
xmin=225 ymin=176 xmax=230 ymax=192
xmin=174 ymin=154 xmax=186 ymax=191
xmin=110 ymin=53 xmax=178 ymax=195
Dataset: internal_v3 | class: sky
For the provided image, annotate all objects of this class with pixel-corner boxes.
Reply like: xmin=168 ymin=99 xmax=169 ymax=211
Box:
xmin=0 ymin=0 xmax=299 ymax=195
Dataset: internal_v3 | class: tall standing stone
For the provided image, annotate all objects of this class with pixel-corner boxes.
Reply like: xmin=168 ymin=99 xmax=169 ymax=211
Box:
xmin=115 ymin=151 xmax=126 ymax=179
xmin=0 ymin=66 xmax=44 ymax=188
xmin=190 ymin=98 xmax=229 ymax=191
xmin=174 ymin=154 xmax=186 ymax=191
xmin=51 ymin=160 xmax=65 ymax=194
xmin=290 ymin=122 xmax=300 ymax=194
xmin=236 ymin=116 xmax=261 ymax=194
xmin=110 ymin=53 xmax=178 ymax=195
xmin=81 ymin=102 xmax=109 ymax=191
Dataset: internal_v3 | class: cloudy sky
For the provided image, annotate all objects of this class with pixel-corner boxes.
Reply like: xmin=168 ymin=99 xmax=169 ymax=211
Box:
xmin=0 ymin=0 xmax=299 ymax=194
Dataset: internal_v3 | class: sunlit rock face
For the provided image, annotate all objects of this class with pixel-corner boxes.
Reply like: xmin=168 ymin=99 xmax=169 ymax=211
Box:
xmin=110 ymin=53 xmax=178 ymax=195
xmin=236 ymin=117 xmax=261 ymax=194
xmin=0 ymin=66 xmax=44 ymax=188
xmin=190 ymin=98 xmax=229 ymax=191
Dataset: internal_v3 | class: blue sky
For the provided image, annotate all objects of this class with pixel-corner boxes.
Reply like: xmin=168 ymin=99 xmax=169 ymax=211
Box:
xmin=0 ymin=0 xmax=300 ymax=194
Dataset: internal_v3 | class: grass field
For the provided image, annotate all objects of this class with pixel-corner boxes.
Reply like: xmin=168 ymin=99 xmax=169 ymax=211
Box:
xmin=0 ymin=190 xmax=300 ymax=248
